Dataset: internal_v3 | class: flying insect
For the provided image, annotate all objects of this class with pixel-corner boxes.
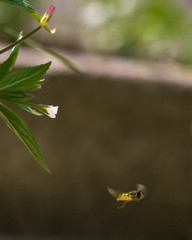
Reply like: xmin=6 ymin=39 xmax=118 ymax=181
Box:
xmin=107 ymin=184 xmax=147 ymax=208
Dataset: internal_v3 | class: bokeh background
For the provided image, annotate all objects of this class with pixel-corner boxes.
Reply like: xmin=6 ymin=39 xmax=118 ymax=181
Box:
xmin=1 ymin=0 xmax=192 ymax=239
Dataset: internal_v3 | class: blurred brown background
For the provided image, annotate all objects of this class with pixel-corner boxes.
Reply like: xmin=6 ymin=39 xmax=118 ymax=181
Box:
xmin=1 ymin=0 xmax=192 ymax=239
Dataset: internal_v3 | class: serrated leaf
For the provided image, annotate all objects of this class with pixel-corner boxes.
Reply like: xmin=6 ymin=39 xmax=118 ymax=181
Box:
xmin=0 ymin=43 xmax=19 ymax=78
xmin=0 ymin=0 xmax=35 ymax=12
xmin=0 ymin=102 xmax=50 ymax=172
xmin=0 ymin=62 xmax=51 ymax=92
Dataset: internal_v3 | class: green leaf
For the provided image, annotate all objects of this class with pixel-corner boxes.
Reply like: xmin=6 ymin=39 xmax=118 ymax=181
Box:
xmin=0 ymin=62 xmax=51 ymax=92
xmin=0 ymin=91 xmax=34 ymax=103
xmin=16 ymin=103 xmax=42 ymax=116
xmin=0 ymin=0 xmax=35 ymax=12
xmin=0 ymin=102 xmax=50 ymax=172
xmin=0 ymin=41 xmax=19 ymax=78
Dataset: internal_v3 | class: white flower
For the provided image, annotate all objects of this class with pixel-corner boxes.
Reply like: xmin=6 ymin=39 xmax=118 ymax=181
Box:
xmin=45 ymin=105 xmax=59 ymax=118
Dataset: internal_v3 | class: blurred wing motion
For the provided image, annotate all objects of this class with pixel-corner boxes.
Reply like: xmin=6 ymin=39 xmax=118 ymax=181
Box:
xmin=137 ymin=184 xmax=147 ymax=196
xmin=107 ymin=187 xmax=123 ymax=199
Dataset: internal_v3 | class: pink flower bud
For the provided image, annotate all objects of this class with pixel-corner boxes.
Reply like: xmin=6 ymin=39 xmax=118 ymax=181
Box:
xmin=48 ymin=5 xmax=55 ymax=15
xmin=40 ymin=5 xmax=56 ymax=28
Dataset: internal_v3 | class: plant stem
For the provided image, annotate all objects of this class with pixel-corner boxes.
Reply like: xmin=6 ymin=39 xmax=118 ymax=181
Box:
xmin=0 ymin=26 xmax=83 ymax=74
xmin=0 ymin=26 xmax=41 ymax=54
xmin=27 ymin=41 xmax=83 ymax=74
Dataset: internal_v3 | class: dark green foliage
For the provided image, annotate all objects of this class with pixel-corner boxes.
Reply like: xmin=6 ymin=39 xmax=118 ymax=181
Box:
xmin=0 ymin=0 xmax=35 ymax=12
xmin=0 ymin=103 xmax=50 ymax=172
xmin=0 ymin=42 xmax=51 ymax=172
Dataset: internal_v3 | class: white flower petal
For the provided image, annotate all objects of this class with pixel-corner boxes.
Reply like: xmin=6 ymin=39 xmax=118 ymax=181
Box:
xmin=45 ymin=105 xmax=59 ymax=118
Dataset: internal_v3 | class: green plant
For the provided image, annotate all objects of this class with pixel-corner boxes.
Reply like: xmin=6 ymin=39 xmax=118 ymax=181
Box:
xmin=0 ymin=1 xmax=63 ymax=172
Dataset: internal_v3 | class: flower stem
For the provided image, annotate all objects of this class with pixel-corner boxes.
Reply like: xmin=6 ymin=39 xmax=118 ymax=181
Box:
xmin=0 ymin=26 xmax=41 ymax=54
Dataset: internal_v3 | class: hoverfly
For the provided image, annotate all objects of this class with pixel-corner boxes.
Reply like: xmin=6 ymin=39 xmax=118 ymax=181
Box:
xmin=107 ymin=184 xmax=147 ymax=208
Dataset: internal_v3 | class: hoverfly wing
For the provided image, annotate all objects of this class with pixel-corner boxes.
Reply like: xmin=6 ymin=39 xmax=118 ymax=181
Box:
xmin=107 ymin=187 xmax=123 ymax=199
xmin=136 ymin=184 xmax=147 ymax=195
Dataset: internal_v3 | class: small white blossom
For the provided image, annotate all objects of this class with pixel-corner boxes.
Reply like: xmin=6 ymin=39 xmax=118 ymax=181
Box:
xmin=45 ymin=105 xmax=59 ymax=118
